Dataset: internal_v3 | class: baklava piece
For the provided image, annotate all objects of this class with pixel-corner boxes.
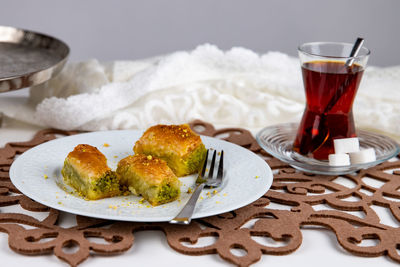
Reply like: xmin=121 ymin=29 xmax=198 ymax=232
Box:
xmin=133 ymin=124 xmax=207 ymax=177
xmin=61 ymin=144 xmax=120 ymax=200
xmin=116 ymin=154 xmax=181 ymax=206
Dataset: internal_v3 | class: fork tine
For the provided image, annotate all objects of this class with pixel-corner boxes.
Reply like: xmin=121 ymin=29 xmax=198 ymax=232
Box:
xmin=217 ymin=150 xmax=224 ymax=180
xmin=199 ymin=149 xmax=209 ymax=178
xmin=208 ymin=150 xmax=217 ymax=178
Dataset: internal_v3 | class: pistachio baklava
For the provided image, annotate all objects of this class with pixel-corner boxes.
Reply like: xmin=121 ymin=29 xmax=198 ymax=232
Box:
xmin=133 ymin=124 xmax=207 ymax=177
xmin=116 ymin=154 xmax=181 ymax=206
xmin=61 ymin=144 xmax=120 ymax=200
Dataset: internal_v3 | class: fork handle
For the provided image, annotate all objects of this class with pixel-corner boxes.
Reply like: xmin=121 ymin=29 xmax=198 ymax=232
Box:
xmin=169 ymin=183 xmax=205 ymax=225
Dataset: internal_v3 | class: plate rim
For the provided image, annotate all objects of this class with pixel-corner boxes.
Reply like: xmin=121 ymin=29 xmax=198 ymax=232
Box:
xmin=9 ymin=129 xmax=273 ymax=222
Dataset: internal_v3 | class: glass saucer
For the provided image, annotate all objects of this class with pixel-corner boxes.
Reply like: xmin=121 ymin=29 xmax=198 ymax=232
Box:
xmin=256 ymin=123 xmax=400 ymax=175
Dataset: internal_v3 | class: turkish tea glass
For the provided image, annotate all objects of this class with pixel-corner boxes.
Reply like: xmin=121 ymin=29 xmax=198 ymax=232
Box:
xmin=293 ymin=42 xmax=370 ymax=160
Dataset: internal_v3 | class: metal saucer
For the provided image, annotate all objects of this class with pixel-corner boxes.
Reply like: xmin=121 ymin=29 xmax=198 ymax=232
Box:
xmin=0 ymin=25 xmax=69 ymax=92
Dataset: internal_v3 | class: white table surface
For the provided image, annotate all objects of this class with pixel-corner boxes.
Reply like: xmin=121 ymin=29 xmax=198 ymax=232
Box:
xmin=0 ymin=90 xmax=398 ymax=267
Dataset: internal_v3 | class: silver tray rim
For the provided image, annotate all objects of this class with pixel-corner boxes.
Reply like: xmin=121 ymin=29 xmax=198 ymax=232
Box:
xmin=0 ymin=25 xmax=70 ymax=92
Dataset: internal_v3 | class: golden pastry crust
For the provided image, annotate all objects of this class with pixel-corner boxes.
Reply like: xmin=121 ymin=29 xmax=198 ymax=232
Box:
xmin=133 ymin=124 xmax=207 ymax=177
xmin=66 ymin=144 xmax=110 ymax=178
xmin=61 ymin=144 xmax=120 ymax=200
xmin=116 ymin=154 xmax=180 ymax=206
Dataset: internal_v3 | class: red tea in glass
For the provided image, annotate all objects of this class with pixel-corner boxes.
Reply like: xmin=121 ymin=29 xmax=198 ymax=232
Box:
xmin=293 ymin=42 xmax=370 ymax=160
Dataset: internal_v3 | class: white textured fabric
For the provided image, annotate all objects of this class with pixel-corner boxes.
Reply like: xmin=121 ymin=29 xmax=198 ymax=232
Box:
xmin=0 ymin=44 xmax=399 ymax=139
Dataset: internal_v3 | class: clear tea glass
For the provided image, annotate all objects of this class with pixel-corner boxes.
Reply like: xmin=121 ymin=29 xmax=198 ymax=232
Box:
xmin=293 ymin=42 xmax=370 ymax=160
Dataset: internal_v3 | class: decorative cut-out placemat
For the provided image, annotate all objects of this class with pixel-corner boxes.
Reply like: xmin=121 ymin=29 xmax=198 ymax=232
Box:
xmin=1 ymin=121 xmax=400 ymax=267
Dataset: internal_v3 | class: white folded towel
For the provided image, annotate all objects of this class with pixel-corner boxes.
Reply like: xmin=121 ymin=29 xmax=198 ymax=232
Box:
xmin=0 ymin=44 xmax=399 ymax=140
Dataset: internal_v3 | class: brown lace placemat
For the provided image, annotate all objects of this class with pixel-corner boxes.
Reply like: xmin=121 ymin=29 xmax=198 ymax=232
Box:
xmin=1 ymin=120 xmax=400 ymax=267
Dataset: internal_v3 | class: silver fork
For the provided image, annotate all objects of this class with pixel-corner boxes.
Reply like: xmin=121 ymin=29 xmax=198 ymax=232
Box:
xmin=169 ymin=149 xmax=224 ymax=225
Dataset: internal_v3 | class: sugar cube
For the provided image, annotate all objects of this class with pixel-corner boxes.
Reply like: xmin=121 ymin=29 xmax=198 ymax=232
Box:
xmin=333 ymin=137 xmax=360 ymax=154
xmin=349 ymin=148 xmax=376 ymax=164
xmin=328 ymin=153 xmax=350 ymax=166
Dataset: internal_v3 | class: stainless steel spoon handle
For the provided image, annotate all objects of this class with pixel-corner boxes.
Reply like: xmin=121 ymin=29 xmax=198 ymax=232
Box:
xmin=169 ymin=183 xmax=205 ymax=225
xmin=345 ymin=37 xmax=364 ymax=67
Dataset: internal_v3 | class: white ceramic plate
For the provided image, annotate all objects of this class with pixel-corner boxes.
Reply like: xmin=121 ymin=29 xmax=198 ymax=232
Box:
xmin=10 ymin=130 xmax=272 ymax=222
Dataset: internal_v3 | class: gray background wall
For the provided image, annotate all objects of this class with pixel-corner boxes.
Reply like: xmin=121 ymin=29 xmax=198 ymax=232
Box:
xmin=1 ymin=0 xmax=399 ymax=66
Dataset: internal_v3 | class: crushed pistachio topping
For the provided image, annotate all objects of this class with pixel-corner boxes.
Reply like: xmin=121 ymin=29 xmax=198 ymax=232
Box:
xmin=94 ymin=173 xmax=119 ymax=193
xmin=187 ymin=187 xmax=193 ymax=194
xmin=157 ymin=184 xmax=180 ymax=204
